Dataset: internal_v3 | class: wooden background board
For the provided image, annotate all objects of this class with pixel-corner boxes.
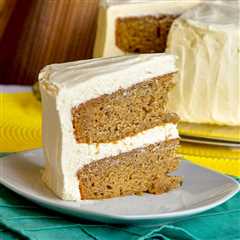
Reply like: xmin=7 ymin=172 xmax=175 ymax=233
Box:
xmin=0 ymin=0 xmax=99 ymax=85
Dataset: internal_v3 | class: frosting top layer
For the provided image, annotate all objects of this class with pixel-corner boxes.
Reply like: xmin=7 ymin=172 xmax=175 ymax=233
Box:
xmin=181 ymin=3 xmax=239 ymax=28
xmin=102 ymin=0 xmax=201 ymax=6
xmin=102 ymin=0 xmax=238 ymax=6
xmin=39 ymin=53 xmax=176 ymax=90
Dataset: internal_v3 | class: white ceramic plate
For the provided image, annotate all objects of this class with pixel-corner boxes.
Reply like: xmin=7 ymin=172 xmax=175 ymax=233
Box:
xmin=0 ymin=149 xmax=239 ymax=224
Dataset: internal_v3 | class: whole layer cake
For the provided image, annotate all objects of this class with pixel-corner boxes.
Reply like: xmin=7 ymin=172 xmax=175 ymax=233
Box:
xmin=93 ymin=0 xmax=202 ymax=57
xmin=39 ymin=54 xmax=182 ymax=200
xmin=93 ymin=0 xmax=239 ymax=126
xmin=167 ymin=3 xmax=240 ymax=125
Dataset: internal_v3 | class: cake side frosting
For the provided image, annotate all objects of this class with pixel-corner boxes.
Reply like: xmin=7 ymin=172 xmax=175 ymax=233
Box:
xmin=94 ymin=0 xmax=203 ymax=57
xmin=167 ymin=3 xmax=240 ymax=125
xmin=40 ymin=54 xmax=179 ymax=200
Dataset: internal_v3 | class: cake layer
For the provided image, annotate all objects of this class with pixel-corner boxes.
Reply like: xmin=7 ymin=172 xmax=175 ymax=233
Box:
xmin=116 ymin=15 xmax=178 ymax=53
xmin=72 ymin=73 xmax=179 ymax=143
xmin=78 ymin=139 xmax=181 ymax=200
xmin=167 ymin=3 xmax=240 ymax=125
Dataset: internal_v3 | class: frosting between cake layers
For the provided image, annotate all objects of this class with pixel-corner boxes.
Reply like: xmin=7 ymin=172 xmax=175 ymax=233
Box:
xmin=73 ymin=124 xmax=178 ymax=162
xmin=167 ymin=3 xmax=240 ymax=126
xmin=40 ymin=54 xmax=178 ymax=201
xmin=93 ymin=0 xmax=203 ymax=57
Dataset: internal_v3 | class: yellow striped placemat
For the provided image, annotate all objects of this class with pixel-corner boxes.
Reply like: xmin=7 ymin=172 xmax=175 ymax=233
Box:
xmin=178 ymin=143 xmax=240 ymax=177
xmin=0 ymin=92 xmax=42 ymax=152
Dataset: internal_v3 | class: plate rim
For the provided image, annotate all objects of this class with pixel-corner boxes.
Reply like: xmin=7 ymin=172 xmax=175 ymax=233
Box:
xmin=178 ymin=122 xmax=240 ymax=143
xmin=180 ymin=135 xmax=240 ymax=148
xmin=0 ymin=150 xmax=239 ymax=221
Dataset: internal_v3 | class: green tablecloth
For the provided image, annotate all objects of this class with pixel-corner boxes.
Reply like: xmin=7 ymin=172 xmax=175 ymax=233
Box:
xmin=1 ymin=185 xmax=240 ymax=239
xmin=0 ymin=152 xmax=239 ymax=240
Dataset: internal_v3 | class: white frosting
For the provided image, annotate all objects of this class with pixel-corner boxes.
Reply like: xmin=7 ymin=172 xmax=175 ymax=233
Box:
xmin=39 ymin=54 xmax=178 ymax=200
xmin=211 ymin=0 xmax=239 ymax=7
xmin=39 ymin=54 xmax=177 ymax=106
xmin=93 ymin=0 xmax=203 ymax=57
xmin=167 ymin=3 xmax=240 ymax=126
xmin=181 ymin=2 xmax=239 ymax=28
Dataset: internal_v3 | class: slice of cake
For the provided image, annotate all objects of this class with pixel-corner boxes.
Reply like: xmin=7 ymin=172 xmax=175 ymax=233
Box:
xmin=39 ymin=54 xmax=182 ymax=200
xmin=93 ymin=0 xmax=202 ymax=57
xmin=167 ymin=3 xmax=240 ymax=126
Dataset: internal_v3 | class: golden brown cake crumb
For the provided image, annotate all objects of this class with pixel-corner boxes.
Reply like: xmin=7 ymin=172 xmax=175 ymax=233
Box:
xmin=115 ymin=15 xmax=178 ymax=53
xmin=78 ymin=139 xmax=181 ymax=200
xmin=72 ymin=73 xmax=179 ymax=144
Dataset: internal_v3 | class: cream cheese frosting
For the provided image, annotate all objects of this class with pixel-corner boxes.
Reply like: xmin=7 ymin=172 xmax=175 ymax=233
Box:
xmin=167 ymin=3 xmax=240 ymax=126
xmin=93 ymin=0 xmax=203 ymax=57
xmin=39 ymin=54 xmax=177 ymax=106
xmin=39 ymin=54 xmax=178 ymax=200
